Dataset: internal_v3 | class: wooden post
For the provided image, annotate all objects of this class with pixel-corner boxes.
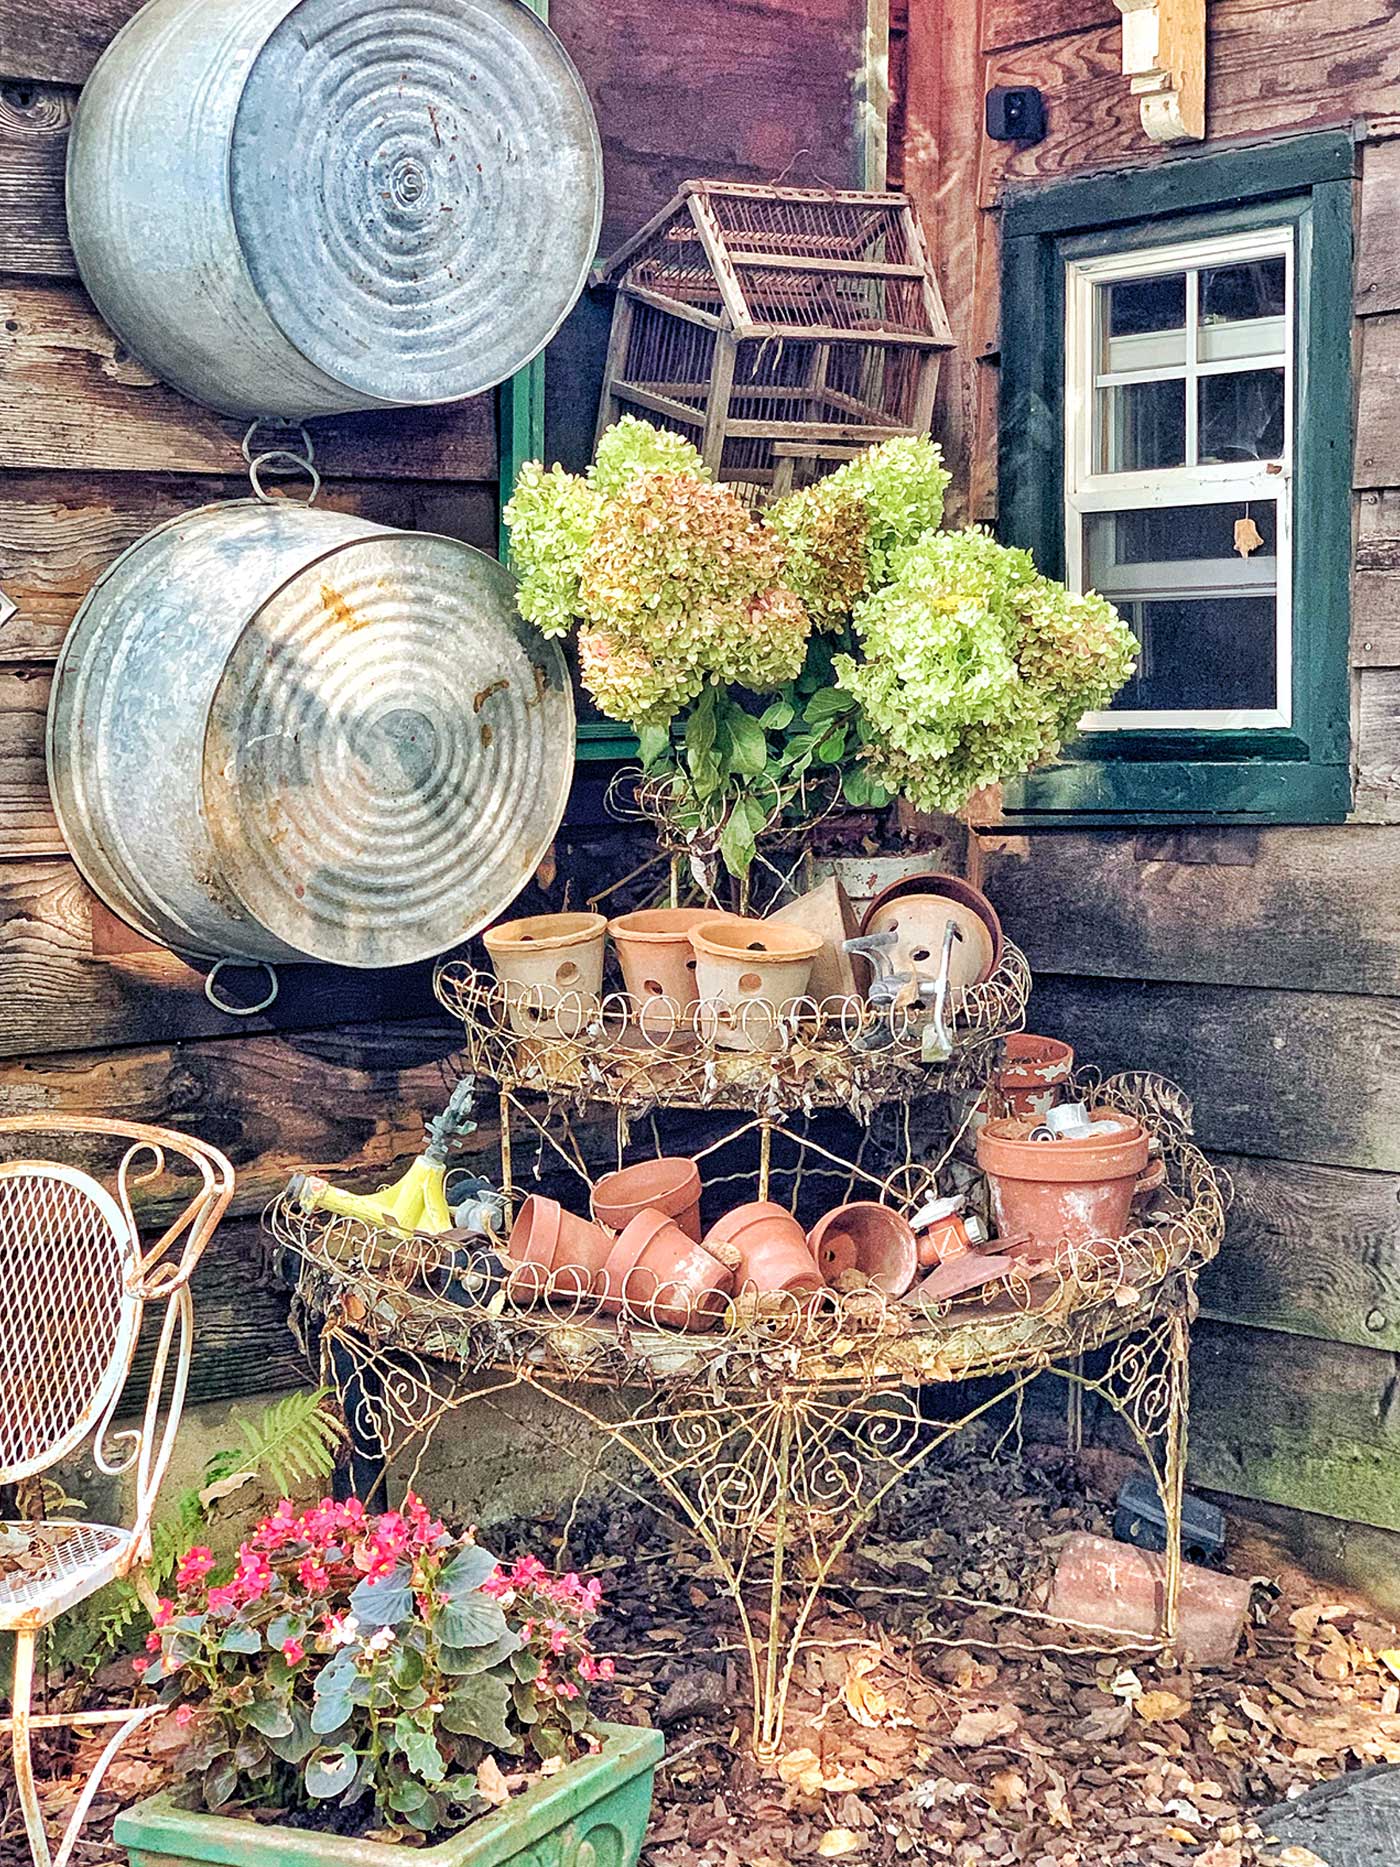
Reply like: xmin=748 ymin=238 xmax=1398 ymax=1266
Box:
xmin=593 ymin=292 xmax=636 ymax=453
xmin=702 ymin=329 xmax=739 ymax=475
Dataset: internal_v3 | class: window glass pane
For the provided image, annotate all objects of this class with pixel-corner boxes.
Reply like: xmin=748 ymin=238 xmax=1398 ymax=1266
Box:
xmin=1201 ymin=258 xmax=1285 ymax=325
xmin=1107 ymin=273 xmax=1187 ymax=336
xmin=1097 ymin=378 xmax=1185 ymax=472
xmin=1198 ymin=367 xmax=1285 ymax=463
xmin=1100 ymin=274 xmax=1187 ymax=374
xmin=1107 ymin=598 xmax=1277 ymax=711
xmin=1085 ymin=501 xmax=1279 ymax=712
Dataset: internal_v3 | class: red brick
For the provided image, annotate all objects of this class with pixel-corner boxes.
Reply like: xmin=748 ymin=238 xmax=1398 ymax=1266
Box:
xmin=1046 ymin=1531 xmax=1251 ymax=1668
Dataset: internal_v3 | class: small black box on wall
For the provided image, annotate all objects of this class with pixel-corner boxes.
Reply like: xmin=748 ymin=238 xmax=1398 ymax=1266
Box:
xmin=986 ymin=85 xmax=1047 ymax=145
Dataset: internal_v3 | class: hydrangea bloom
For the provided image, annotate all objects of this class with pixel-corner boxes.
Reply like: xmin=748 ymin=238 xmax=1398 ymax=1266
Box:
xmin=835 ymin=527 xmax=1137 ymax=813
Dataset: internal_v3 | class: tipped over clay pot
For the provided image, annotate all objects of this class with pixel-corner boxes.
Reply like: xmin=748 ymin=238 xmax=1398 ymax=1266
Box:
xmin=995 ymin=1034 xmax=1075 ymax=1122
xmin=608 ymin=908 xmax=714 ymax=1037
xmin=506 ymin=1195 xmax=612 ymax=1303
xmin=600 ymin=1207 xmax=733 ymax=1332
xmin=860 ymin=873 xmax=1003 ymax=995
xmin=975 ymin=1111 xmax=1152 ymax=1251
xmin=483 ymin=912 xmax=606 ymax=1039
xmin=807 ymin=1201 xmax=919 ymax=1297
xmin=591 ymin=1156 xmax=703 ymax=1242
xmin=689 ymin=916 xmax=821 ymax=1053
xmin=703 ymin=1201 xmax=823 ymax=1296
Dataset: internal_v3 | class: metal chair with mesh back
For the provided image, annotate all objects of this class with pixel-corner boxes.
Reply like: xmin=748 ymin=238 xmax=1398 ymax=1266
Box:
xmin=0 ymin=1114 xmax=235 ymax=1867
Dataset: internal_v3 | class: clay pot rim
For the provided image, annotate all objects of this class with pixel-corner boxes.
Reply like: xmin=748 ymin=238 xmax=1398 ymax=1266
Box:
xmin=689 ymin=917 xmax=823 ymax=964
xmin=807 ymin=1200 xmax=918 ymax=1298
xmin=859 ymin=873 xmax=1003 ymax=971
xmin=484 ymin=912 xmax=606 ymax=954
xmin=976 ymin=1114 xmax=1149 ymax=1183
xmin=592 ymin=1157 xmax=701 ymax=1217
xmin=998 ymin=1033 xmax=1074 ymax=1081
xmin=608 ymin=908 xmax=721 ymax=943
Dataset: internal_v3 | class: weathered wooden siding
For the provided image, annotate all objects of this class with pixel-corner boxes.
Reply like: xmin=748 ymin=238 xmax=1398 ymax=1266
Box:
xmin=903 ymin=1 xmax=1400 ymax=1577
xmin=0 ymin=1 xmax=873 ymax=1408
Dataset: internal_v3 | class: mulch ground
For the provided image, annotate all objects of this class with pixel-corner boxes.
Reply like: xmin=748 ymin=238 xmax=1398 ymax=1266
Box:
xmin=5 ymin=1439 xmax=1398 ymax=1867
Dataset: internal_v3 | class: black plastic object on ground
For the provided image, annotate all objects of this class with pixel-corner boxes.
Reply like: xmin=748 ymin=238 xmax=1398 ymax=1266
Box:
xmin=1256 ymin=1762 xmax=1400 ymax=1864
xmin=1113 ymin=1469 xmax=1226 ymax=1564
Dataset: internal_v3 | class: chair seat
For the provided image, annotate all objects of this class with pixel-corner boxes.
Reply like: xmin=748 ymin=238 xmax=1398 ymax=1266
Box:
xmin=0 ymin=1520 xmax=133 ymax=1631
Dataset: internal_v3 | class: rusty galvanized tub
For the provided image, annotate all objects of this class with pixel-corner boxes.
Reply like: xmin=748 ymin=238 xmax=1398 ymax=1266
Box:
xmin=47 ymin=500 xmax=573 ymax=993
xmin=65 ymin=0 xmax=603 ymax=418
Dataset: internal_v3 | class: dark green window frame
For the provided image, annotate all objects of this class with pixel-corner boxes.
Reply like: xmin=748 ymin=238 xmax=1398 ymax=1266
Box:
xmin=998 ymin=131 xmax=1355 ymax=824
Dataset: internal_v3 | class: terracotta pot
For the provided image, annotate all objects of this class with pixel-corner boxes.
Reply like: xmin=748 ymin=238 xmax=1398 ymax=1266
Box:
xmin=591 ymin=1156 xmax=703 ymax=1243
xmin=689 ymin=916 xmax=821 ymax=1053
xmin=601 ymin=1207 xmax=733 ymax=1331
xmin=703 ymin=1201 xmax=823 ymax=1296
xmin=860 ymin=872 xmax=1003 ymax=993
xmin=807 ymin=1201 xmax=919 ymax=1297
xmin=995 ymin=1033 xmax=1075 ymax=1123
xmin=976 ymin=1113 xmax=1152 ymax=1251
xmin=483 ymin=911 xmax=607 ymax=1038
xmin=506 ymin=1195 xmax=611 ymax=1302
xmin=607 ymin=908 xmax=714 ymax=1037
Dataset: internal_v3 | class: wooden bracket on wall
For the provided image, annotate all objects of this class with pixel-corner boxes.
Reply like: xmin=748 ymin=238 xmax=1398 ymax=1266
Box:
xmin=1112 ymin=0 xmax=1205 ymax=145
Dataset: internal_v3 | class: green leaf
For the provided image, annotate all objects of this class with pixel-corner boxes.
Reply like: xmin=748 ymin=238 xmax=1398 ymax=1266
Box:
xmin=266 ymin=1702 xmax=317 ymax=1766
xmin=219 ymin=1625 xmax=261 ymax=1655
xmin=683 ymin=690 xmax=721 ymax=799
xmin=202 ymin=1758 xmax=239 ymax=1811
xmin=243 ymin=1697 xmax=294 ymax=1739
xmin=438 ymin=1544 xmax=499 ymax=1602
xmin=394 ymin=1715 xmax=446 ymax=1784
xmin=841 ymin=767 xmax=872 ymax=808
xmin=637 ymin=724 xmax=671 ymax=770
xmin=718 ymin=807 xmax=757 ymax=882
xmin=511 ymin=1647 xmax=542 ymax=1683
xmin=305 ymin=1747 xmax=359 ymax=1800
xmin=440 ymin=1673 xmax=515 ymax=1749
xmin=724 ymin=708 xmax=768 ymax=778
xmin=757 ymin=698 xmax=795 ymax=731
xmin=390 ymin=1642 xmax=425 ymax=1692
xmin=438 ymin=1593 xmax=510 ymax=1650
xmin=440 ymin=1630 xmax=523 ymax=1676
xmin=350 ymin=1564 xmax=413 ymax=1628
xmin=803 ymin=687 xmax=855 ymax=723
xmin=814 ymin=726 xmax=848 ymax=765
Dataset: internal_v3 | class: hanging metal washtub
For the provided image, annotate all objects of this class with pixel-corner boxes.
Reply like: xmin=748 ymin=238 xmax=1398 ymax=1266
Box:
xmin=64 ymin=0 xmax=603 ymax=418
xmin=47 ymin=500 xmax=574 ymax=1005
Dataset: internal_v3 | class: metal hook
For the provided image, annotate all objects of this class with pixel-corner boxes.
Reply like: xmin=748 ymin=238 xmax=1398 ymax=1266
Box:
xmin=204 ymin=958 xmax=279 ymax=1017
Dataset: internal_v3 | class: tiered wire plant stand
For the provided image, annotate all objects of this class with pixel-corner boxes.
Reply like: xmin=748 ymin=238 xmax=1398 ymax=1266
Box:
xmin=272 ymin=950 xmax=1227 ymax=1759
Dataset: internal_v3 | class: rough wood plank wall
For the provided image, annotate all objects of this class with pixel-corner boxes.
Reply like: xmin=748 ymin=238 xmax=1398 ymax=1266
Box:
xmin=0 ymin=0 xmax=873 ymax=1409
xmin=903 ymin=0 xmax=1400 ymax=1565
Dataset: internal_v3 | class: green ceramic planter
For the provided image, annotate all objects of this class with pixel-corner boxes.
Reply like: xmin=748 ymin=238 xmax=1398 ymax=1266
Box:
xmin=114 ymin=1723 xmax=663 ymax=1867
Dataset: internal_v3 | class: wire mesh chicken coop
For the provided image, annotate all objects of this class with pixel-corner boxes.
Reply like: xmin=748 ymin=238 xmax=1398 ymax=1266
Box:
xmin=593 ymin=180 xmax=953 ymax=498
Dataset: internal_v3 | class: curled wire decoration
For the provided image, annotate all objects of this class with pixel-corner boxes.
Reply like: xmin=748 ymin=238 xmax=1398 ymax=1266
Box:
xmin=433 ymin=947 xmax=1032 ymax=1119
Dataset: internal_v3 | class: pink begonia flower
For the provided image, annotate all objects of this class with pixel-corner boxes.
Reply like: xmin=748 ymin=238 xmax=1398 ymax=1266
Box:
xmin=174 ymin=1705 xmax=195 ymax=1727
xmin=175 ymin=1546 xmax=214 ymax=1591
xmin=131 ymin=1657 xmax=149 ymax=1675
xmin=282 ymin=1638 xmax=306 ymax=1666
xmin=152 ymin=1597 xmax=175 ymax=1627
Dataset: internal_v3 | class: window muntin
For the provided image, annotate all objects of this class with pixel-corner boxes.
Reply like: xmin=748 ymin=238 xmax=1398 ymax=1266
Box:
xmin=1065 ymin=227 xmax=1293 ymax=732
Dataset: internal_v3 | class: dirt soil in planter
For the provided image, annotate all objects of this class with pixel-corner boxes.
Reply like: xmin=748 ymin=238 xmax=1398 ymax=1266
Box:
xmin=4 ymin=1440 xmax=1399 ymax=1867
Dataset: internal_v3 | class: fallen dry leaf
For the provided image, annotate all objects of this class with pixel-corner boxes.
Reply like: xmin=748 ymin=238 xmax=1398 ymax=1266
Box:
xmin=817 ymin=1829 xmax=865 ymax=1858
xmin=476 ymin=1755 xmax=511 ymax=1807
xmin=1136 ymin=1689 xmax=1192 ymax=1724
xmin=950 ymin=1703 xmax=1019 ymax=1748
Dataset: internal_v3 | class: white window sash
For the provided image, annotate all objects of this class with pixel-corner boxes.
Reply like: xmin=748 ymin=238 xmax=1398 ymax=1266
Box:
xmin=1064 ymin=225 xmax=1294 ymax=733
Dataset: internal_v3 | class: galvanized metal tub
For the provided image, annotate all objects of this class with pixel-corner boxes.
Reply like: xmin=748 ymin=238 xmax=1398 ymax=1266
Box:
xmin=65 ymin=0 xmax=603 ymax=419
xmin=47 ymin=500 xmax=574 ymax=977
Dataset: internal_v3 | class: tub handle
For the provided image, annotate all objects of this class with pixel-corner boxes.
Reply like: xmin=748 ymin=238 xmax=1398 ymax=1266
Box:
xmin=204 ymin=958 xmax=280 ymax=1017
xmin=242 ymin=420 xmax=321 ymax=504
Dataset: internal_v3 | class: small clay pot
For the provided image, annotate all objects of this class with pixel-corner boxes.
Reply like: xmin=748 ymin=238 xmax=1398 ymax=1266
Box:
xmin=608 ymin=908 xmax=714 ymax=1037
xmin=601 ymin=1207 xmax=733 ymax=1332
xmin=506 ymin=1195 xmax=612 ymax=1302
xmin=995 ymin=1033 xmax=1075 ymax=1123
xmin=704 ymin=1201 xmax=823 ymax=1296
xmin=807 ymin=1201 xmax=919 ymax=1297
xmin=592 ymin=1157 xmax=703 ymax=1243
xmin=975 ymin=1113 xmax=1152 ymax=1251
xmin=689 ymin=916 xmax=822 ymax=1053
xmin=860 ymin=873 xmax=1003 ymax=986
xmin=483 ymin=912 xmax=607 ymax=1039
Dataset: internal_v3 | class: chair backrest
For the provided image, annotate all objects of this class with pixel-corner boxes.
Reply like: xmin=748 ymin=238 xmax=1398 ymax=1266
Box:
xmin=0 ymin=1160 xmax=143 ymax=1482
